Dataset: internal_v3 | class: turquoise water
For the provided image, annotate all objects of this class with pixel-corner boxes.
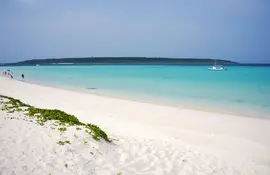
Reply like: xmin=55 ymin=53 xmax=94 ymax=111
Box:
xmin=1 ymin=65 xmax=270 ymax=117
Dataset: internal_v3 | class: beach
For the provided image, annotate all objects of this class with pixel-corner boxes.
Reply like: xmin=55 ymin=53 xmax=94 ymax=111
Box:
xmin=1 ymin=75 xmax=270 ymax=175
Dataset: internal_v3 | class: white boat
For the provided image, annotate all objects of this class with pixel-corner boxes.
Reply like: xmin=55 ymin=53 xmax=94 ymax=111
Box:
xmin=208 ymin=66 xmax=227 ymax=71
xmin=208 ymin=60 xmax=227 ymax=71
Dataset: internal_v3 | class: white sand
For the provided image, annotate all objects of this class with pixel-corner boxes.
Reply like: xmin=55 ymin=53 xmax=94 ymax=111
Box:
xmin=0 ymin=76 xmax=270 ymax=175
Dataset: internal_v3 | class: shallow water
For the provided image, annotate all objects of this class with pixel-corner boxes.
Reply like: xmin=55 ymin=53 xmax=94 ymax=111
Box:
xmin=1 ymin=65 xmax=270 ymax=118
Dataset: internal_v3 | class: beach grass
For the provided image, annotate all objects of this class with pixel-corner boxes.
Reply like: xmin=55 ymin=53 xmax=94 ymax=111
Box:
xmin=56 ymin=140 xmax=71 ymax=145
xmin=0 ymin=95 xmax=111 ymax=142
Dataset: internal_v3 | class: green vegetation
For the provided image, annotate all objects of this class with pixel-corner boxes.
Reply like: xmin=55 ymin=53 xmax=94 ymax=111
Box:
xmin=57 ymin=140 xmax=71 ymax=145
xmin=27 ymin=106 xmax=84 ymax=126
xmin=2 ymin=57 xmax=238 ymax=66
xmin=0 ymin=95 xmax=111 ymax=142
xmin=59 ymin=127 xmax=67 ymax=132
xmin=15 ymin=108 xmax=22 ymax=112
xmin=86 ymin=124 xmax=110 ymax=141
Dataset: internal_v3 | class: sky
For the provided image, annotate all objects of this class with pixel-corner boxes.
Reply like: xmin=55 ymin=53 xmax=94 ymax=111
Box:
xmin=0 ymin=0 xmax=269 ymax=63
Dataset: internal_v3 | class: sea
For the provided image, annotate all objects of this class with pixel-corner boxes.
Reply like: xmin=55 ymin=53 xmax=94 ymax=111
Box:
xmin=1 ymin=65 xmax=270 ymax=118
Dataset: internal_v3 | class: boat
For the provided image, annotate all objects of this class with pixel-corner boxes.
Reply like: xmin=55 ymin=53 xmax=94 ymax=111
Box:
xmin=208 ymin=66 xmax=227 ymax=71
xmin=208 ymin=60 xmax=227 ymax=71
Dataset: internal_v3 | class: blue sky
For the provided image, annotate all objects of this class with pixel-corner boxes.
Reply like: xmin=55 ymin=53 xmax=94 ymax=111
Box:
xmin=0 ymin=0 xmax=269 ymax=63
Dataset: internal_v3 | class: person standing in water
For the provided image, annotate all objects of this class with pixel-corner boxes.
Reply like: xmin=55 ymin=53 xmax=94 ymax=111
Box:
xmin=21 ymin=74 xmax=24 ymax=79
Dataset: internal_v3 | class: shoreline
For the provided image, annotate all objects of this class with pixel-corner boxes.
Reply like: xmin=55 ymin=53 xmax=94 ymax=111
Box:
xmin=1 ymin=75 xmax=270 ymax=174
xmin=3 ymin=75 xmax=268 ymax=119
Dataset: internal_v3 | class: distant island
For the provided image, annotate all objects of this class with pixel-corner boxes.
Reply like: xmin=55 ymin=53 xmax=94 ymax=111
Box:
xmin=1 ymin=57 xmax=238 ymax=66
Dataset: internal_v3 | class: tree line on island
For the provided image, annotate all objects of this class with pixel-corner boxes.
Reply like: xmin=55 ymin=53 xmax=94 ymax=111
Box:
xmin=1 ymin=57 xmax=238 ymax=66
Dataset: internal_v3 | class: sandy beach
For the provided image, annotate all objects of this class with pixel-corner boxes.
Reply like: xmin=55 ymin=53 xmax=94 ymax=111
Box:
xmin=0 ymin=76 xmax=270 ymax=175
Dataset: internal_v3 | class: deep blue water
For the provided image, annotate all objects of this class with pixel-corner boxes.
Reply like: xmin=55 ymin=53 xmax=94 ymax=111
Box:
xmin=1 ymin=65 xmax=270 ymax=118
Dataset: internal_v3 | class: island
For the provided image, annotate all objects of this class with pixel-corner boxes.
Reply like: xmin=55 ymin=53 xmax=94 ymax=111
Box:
xmin=1 ymin=57 xmax=238 ymax=66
